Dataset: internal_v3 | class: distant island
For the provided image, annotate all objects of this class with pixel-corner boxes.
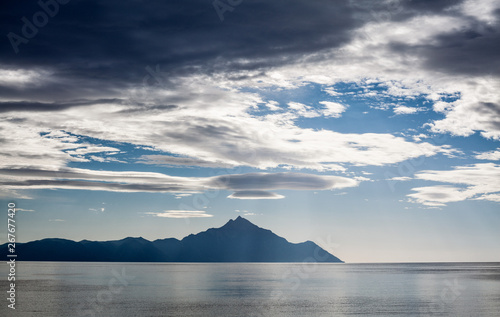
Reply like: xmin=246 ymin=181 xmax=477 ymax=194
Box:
xmin=1 ymin=216 xmax=343 ymax=263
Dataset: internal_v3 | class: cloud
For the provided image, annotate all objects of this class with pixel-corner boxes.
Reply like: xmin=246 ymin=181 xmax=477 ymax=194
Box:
xmin=319 ymin=101 xmax=347 ymax=118
xmin=138 ymin=155 xmax=234 ymax=168
xmin=146 ymin=210 xmax=213 ymax=218
xmin=388 ymin=176 xmax=412 ymax=182
xmin=393 ymin=105 xmax=424 ymax=115
xmin=475 ymin=148 xmax=500 ymax=160
xmin=209 ymin=172 xmax=359 ymax=191
xmin=15 ymin=208 xmax=35 ymax=212
xmin=287 ymin=102 xmax=321 ymax=118
xmin=0 ymin=99 xmax=123 ymax=113
xmin=0 ymin=90 xmax=453 ymax=172
xmin=408 ymin=185 xmax=469 ymax=207
xmin=428 ymin=95 xmax=500 ymax=140
xmin=264 ymin=100 xmax=281 ymax=111
xmin=0 ymin=167 xmax=361 ymax=199
xmin=286 ymin=101 xmax=347 ymax=119
xmin=88 ymin=155 xmax=126 ymax=163
xmin=408 ymin=163 xmax=500 ymax=206
xmin=65 ymin=146 xmax=120 ymax=156
xmin=228 ymin=191 xmax=285 ymax=200
xmin=0 ymin=0 xmax=363 ymax=99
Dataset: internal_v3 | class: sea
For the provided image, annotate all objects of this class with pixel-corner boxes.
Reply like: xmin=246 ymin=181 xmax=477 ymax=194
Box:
xmin=1 ymin=262 xmax=499 ymax=316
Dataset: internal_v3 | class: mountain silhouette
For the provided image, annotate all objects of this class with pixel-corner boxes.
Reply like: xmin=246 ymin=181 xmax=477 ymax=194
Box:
xmin=2 ymin=216 xmax=343 ymax=263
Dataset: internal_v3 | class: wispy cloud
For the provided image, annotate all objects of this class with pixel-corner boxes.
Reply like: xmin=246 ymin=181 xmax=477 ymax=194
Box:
xmin=475 ymin=148 xmax=500 ymax=161
xmin=0 ymin=168 xmax=360 ymax=199
xmin=408 ymin=163 xmax=500 ymax=206
xmin=146 ymin=210 xmax=213 ymax=218
xmin=393 ymin=105 xmax=425 ymax=115
xmin=15 ymin=208 xmax=35 ymax=212
xmin=319 ymin=101 xmax=347 ymax=118
xmin=228 ymin=191 xmax=285 ymax=200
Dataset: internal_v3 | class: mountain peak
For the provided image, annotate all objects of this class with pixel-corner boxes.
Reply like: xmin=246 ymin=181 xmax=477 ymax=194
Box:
xmin=234 ymin=215 xmax=249 ymax=223
xmin=223 ymin=216 xmax=256 ymax=230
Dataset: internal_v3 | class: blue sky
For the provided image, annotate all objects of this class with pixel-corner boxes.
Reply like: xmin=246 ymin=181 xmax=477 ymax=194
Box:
xmin=1 ymin=0 xmax=499 ymax=262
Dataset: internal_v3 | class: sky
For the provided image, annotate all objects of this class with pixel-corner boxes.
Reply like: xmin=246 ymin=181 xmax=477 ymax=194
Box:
xmin=0 ymin=0 xmax=499 ymax=263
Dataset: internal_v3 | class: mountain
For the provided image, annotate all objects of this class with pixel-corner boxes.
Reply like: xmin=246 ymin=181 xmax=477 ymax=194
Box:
xmin=1 ymin=216 xmax=343 ymax=263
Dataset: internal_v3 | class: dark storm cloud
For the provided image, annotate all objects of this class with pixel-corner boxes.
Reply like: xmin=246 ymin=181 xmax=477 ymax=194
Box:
xmin=2 ymin=0 xmax=495 ymax=104
xmin=396 ymin=0 xmax=460 ymax=15
xmin=349 ymin=0 xmax=459 ymax=20
xmin=1 ymin=0 xmax=362 ymax=84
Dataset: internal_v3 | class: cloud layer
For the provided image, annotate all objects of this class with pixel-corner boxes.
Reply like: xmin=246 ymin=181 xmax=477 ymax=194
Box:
xmin=0 ymin=167 xmax=359 ymax=199
xmin=146 ymin=210 xmax=213 ymax=218
xmin=408 ymin=163 xmax=500 ymax=206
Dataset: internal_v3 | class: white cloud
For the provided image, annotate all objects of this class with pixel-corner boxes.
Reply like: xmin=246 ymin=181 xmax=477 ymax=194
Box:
xmin=88 ymin=155 xmax=126 ymax=163
xmin=459 ymin=0 xmax=500 ymax=24
xmin=66 ymin=145 xmax=120 ymax=156
xmin=15 ymin=208 xmax=35 ymax=212
xmin=146 ymin=210 xmax=213 ymax=218
xmin=264 ymin=100 xmax=281 ymax=111
xmin=388 ymin=176 xmax=412 ymax=182
xmin=412 ymin=134 xmax=429 ymax=142
xmin=408 ymin=163 xmax=500 ymax=206
xmin=393 ymin=105 xmax=424 ymax=115
xmin=408 ymin=186 xmax=469 ymax=207
xmin=0 ymin=68 xmax=51 ymax=88
xmin=228 ymin=191 xmax=285 ymax=200
xmin=319 ymin=101 xmax=347 ymax=118
xmin=138 ymin=155 xmax=234 ymax=168
xmin=287 ymin=102 xmax=320 ymax=118
xmin=323 ymin=87 xmax=341 ymax=96
xmin=427 ymin=78 xmax=500 ymax=139
xmin=0 ymin=79 xmax=453 ymax=173
xmin=474 ymin=148 xmax=500 ymax=161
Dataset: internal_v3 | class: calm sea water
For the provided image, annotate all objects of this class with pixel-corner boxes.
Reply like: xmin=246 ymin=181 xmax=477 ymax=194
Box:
xmin=1 ymin=262 xmax=499 ymax=316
